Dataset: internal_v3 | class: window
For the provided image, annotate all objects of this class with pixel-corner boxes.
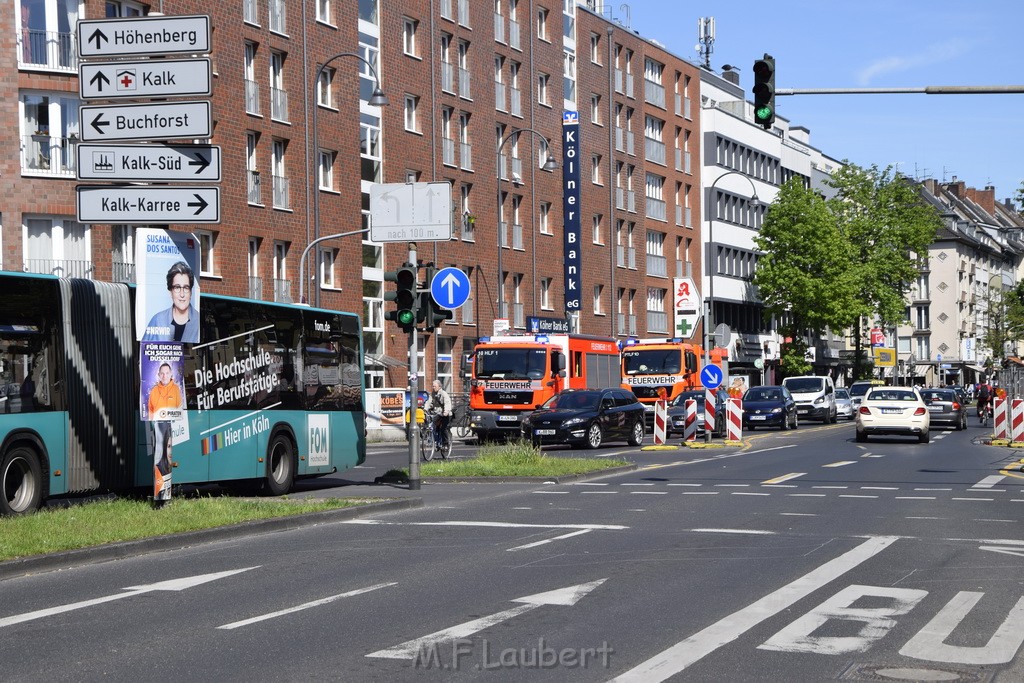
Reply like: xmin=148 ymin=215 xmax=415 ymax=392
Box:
xmin=269 ymin=0 xmax=286 ymax=34
xmin=403 ymin=17 xmax=418 ymax=57
xmin=271 ymin=139 xmax=289 ymax=209
xmin=404 ymin=94 xmax=419 ymax=132
xmin=537 ymin=7 xmax=548 ymax=40
xmin=272 ymin=241 xmax=289 ymax=301
xmin=317 ymin=0 xmax=331 ymax=24
xmin=563 ymin=51 xmax=576 ymax=103
xmin=19 ymin=0 xmax=80 ymax=70
xmin=112 ymin=225 xmax=135 ymax=281
xmin=23 ymin=217 xmax=90 ymax=277
xmin=318 ymin=150 xmax=335 ymax=191
xmin=461 ymin=184 xmax=474 ymax=241
xmin=590 ymin=33 xmax=601 ymax=64
xmin=317 ymin=66 xmax=334 ymax=108
xmin=591 ymin=154 xmax=602 ymax=184
xmin=592 ymin=214 xmax=603 ymax=244
xmin=320 ymin=248 xmax=338 ymax=289
xmin=541 ymin=278 xmax=552 ymax=310
xmin=593 ymin=284 xmax=604 ymax=315
xmin=246 ymin=131 xmax=261 ymax=205
xmin=590 ymin=93 xmax=601 ymax=124
xmin=106 ymin=1 xmax=144 ymax=17
xmin=20 ymin=92 xmax=80 ymax=174
xmin=539 ymin=202 xmax=551 ymax=235
xmin=244 ymin=42 xmax=260 ymax=115
xmin=270 ymin=51 xmax=288 ymax=122
xmin=196 ymin=230 xmax=216 ymax=276
xmin=247 ymin=238 xmax=261 ymax=297
xmin=360 ymin=112 xmax=382 ymax=183
xmin=537 ymin=72 xmax=549 ymax=105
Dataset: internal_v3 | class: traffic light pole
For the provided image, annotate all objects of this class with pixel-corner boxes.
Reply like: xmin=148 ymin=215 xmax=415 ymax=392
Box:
xmin=407 ymin=242 xmax=421 ymax=491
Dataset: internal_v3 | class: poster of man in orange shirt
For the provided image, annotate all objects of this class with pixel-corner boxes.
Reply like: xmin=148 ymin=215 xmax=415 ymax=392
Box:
xmin=140 ymin=342 xmax=185 ymax=422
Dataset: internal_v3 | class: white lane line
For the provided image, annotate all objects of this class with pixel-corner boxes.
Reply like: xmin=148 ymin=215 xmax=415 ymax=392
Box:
xmin=218 ymin=582 xmax=396 ymax=630
xmin=761 ymin=484 xmax=797 ymax=488
xmin=732 ymin=492 xmax=771 ymax=497
xmin=780 ymin=513 xmax=817 ymax=517
xmin=839 ymin=495 xmax=879 ymax=499
xmin=907 ymin=516 xmax=945 ymax=520
xmin=571 ymin=482 xmax=609 ymax=486
xmin=916 ymin=488 xmax=952 ymax=491
xmin=896 ymin=497 xmax=936 ymax=500
xmin=953 ymin=497 xmax=994 ymax=502
xmin=580 ymin=491 xmax=618 ymax=495
xmin=532 ymin=490 xmax=570 ymax=495
xmin=507 ymin=529 xmax=593 ymax=552
xmin=974 ymin=475 xmax=1006 ymax=489
xmin=715 ymin=484 xmax=750 ymax=488
xmin=622 ymin=483 xmax=656 ymax=487
xmin=813 ymin=486 xmax=847 ymax=490
xmin=823 ymin=461 xmax=857 ymax=468
xmin=691 ymin=528 xmax=776 ymax=535
xmin=345 ymin=520 xmax=629 ymax=530
xmin=668 ymin=483 xmax=702 ymax=487
xmin=862 ymin=486 xmax=898 ymax=491
xmin=631 ymin=491 xmax=668 ymax=495
xmin=762 ymin=473 xmax=806 ymax=485
xmin=976 ymin=519 xmax=1015 ymax=523
xmin=611 ymin=536 xmax=899 ymax=682
xmin=682 ymin=492 xmax=719 ymax=495
xmin=789 ymin=493 xmax=826 ymax=497
xmin=512 ymin=507 xmax=532 ymax=510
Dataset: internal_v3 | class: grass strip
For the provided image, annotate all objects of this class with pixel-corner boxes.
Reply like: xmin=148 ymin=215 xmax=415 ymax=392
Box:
xmin=419 ymin=440 xmax=631 ymax=478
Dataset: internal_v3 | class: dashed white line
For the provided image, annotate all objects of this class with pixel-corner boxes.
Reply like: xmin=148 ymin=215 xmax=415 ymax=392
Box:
xmin=580 ymin=491 xmax=618 ymax=494
xmin=896 ymin=497 xmax=936 ymax=500
xmin=780 ymin=512 xmax=817 ymax=517
xmin=507 ymin=529 xmax=593 ymax=552
xmin=622 ymin=483 xmax=656 ymax=487
xmin=218 ymin=582 xmax=396 ymax=630
xmin=952 ymin=497 xmax=994 ymax=502
xmin=762 ymin=473 xmax=806 ymax=484
xmin=823 ymin=461 xmax=857 ymax=468
xmin=862 ymin=486 xmax=898 ymax=491
xmin=732 ymin=492 xmax=770 ymax=496
xmin=788 ymin=494 xmax=826 ymax=498
xmin=715 ymin=484 xmax=750 ymax=488
xmin=532 ymin=490 xmax=570 ymax=495
xmin=813 ymin=486 xmax=848 ymax=490
xmin=692 ymin=528 xmax=777 ymax=535
xmin=839 ymin=495 xmax=878 ymax=499
xmin=915 ymin=488 xmax=952 ymax=491
xmin=631 ymin=491 xmax=668 ymax=495
xmin=682 ymin=491 xmax=719 ymax=495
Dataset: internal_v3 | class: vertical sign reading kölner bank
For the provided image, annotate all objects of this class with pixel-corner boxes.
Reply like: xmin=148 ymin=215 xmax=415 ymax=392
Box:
xmin=562 ymin=111 xmax=581 ymax=315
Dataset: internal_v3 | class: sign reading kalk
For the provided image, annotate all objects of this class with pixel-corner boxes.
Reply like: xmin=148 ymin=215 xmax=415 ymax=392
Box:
xmin=79 ymin=58 xmax=212 ymax=100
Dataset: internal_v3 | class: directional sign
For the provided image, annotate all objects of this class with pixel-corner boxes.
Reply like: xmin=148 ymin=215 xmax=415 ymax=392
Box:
xmin=76 ymin=143 xmax=221 ymax=182
xmin=430 ymin=266 xmax=471 ymax=310
xmin=79 ymin=101 xmax=212 ymax=142
xmin=700 ymin=364 xmax=724 ymax=389
xmin=369 ymin=181 xmax=453 ymax=243
xmin=77 ymin=186 xmax=221 ymax=223
xmin=79 ymin=58 xmax=212 ymax=100
xmin=77 ymin=15 xmax=211 ymax=59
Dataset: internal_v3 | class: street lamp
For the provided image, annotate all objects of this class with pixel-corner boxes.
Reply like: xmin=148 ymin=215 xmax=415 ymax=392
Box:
xmin=495 ymin=128 xmax=557 ymax=324
xmin=703 ymin=170 xmax=758 ymax=438
xmin=310 ymin=52 xmax=388 ymax=308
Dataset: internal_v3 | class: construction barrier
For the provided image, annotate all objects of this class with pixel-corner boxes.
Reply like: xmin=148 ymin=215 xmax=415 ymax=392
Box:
xmin=1012 ymin=399 xmax=1024 ymax=443
xmin=994 ymin=397 xmax=1007 ymax=439
xmin=726 ymin=398 xmax=742 ymax=441
xmin=653 ymin=399 xmax=668 ymax=445
xmin=705 ymin=389 xmax=717 ymax=435
xmin=683 ymin=399 xmax=698 ymax=442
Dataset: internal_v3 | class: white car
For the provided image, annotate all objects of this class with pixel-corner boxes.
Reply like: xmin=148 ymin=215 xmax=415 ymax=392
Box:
xmin=855 ymin=386 xmax=930 ymax=444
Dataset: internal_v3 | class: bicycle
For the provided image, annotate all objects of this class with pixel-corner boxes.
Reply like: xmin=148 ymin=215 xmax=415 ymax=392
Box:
xmin=449 ymin=397 xmax=474 ymax=442
xmin=979 ymin=401 xmax=992 ymax=427
xmin=419 ymin=410 xmax=452 ymax=461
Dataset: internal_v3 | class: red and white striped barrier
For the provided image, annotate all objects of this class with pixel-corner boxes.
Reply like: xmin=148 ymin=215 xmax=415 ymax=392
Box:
xmin=683 ymin=399 xmax=698 ymax=442
xmin=705 ymin=389 xmax=717 ymax=435
xmin=726 ymin=398 xmax=743 ymax=441
xmin=994 ymin=397 xmax=1008 ymax=439
xmin=1011 ymin=399 xmax=1024 ymax=443
xmin=653 ymin=399 xmax=668 ymax=445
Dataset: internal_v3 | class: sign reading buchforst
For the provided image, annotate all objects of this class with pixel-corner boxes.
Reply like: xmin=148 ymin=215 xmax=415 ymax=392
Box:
xmin=77 ymin=186 xmax=221 ymax=223
xmin=76 ymin=143 xmax=221 ymax=182
xmin=79 ymin=58 xmax=212 ymax=100
xmin=77 ymin=14 xmax=211 ymax=58
xmin=79 ymin=101 xmax=212 ymax=142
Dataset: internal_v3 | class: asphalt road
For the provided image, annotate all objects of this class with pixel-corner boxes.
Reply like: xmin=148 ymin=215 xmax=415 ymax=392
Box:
xmin=4 ymin=419 xmax=1024 ymax=682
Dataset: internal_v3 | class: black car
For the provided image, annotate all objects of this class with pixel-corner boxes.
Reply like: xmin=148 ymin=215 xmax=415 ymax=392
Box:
xmin=521 ymin=388 xmax=646 ymax=449
xmin=742 ymin=385 xmax=798 ymax=430
xmin=667 ymin=389 xmax=728 ymax=437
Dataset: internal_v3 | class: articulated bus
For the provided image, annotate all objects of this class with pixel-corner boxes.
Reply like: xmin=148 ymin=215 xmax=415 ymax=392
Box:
xmin=0 ymin=271 xmax=365 ymax=515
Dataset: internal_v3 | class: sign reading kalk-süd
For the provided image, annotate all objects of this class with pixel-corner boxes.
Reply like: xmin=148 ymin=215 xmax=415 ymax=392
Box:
xmin=76 ymin=143 xmax=221 ymax=182
xmin=369 ymin=182 xmax=452 ymax=243
xmin=79 ymin=58 xmax=212 ymax=100
xmin=80 ymin=101 xmax=211 ymax=142
xmin=77 ymin=15 xmax=211 ymax=59
xmin=77 ymin=186 xmax=220 ymax=223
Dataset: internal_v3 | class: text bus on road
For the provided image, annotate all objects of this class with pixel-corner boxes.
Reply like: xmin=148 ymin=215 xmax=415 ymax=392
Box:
xmin=0 ymin=272 xmax=365 ymax=515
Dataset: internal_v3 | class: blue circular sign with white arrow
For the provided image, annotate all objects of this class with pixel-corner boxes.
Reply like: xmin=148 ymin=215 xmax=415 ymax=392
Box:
xmin=700 ymin=364 xmax=724 ymax=389
xmin=430 ymin=267 xmax=471 ymax=310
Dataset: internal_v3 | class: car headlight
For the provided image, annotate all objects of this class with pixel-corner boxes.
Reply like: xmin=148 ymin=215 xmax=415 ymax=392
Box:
xmin=814 ymin=396 xmax=825 ymax=405
xmin=770 ymin=407 xmax=782 ymax=414
xmin=562 ymin=417 xmax=587 ymax=427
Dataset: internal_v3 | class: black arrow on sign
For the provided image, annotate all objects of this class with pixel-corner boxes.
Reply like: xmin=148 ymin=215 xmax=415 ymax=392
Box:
xmin=90 ymin=114 xmax=109 ymax=136
xmin=89 ymin=71 xmax=110 ymax=92
xmin=88 ymin=29 xmax=108 ymax=51
xmin=188 ymin=153 xmax=210 ymax=175
xmin=188 ymin=194 xmax=209 ymax=215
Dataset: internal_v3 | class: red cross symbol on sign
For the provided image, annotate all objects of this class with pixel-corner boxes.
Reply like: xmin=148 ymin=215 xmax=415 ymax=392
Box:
xmin=117 ymin=70 xmax=135 ymax=89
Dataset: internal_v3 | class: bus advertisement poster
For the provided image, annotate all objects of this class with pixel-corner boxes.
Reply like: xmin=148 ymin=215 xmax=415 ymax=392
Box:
xmin=141 ymin=341 xmax=187 ymax=427
xmin=136 ymin=227 xmax=201 ymax=344
xmin=151 ymin=421 xmax=173 ymax=505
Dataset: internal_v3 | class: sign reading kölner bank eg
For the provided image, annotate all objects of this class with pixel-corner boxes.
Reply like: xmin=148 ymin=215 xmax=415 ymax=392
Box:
xmin=77 ymin=15 xmax=211 ymax=58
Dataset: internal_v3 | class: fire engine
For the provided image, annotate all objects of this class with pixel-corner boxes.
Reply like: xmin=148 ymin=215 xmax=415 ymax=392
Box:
xmin=620 ymin=338 xmax=727 ymax=427
xmin=467 ymin=334 xmax=620 ymax=441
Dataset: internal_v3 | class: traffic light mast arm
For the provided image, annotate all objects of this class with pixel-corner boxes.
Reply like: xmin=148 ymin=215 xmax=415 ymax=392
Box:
xmin=775 ymin=85 xmax=1024 ymax=95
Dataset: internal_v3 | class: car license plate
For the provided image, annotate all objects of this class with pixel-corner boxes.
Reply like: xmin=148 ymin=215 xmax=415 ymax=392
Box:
xmin=928 ymin=406 xmax=942 ymax=412
xmin=535 ymin=429 xmax=556 ymax=436
xmin=497 ymin=415 xmax=518 ymax=422
xmin=797 ymin=407 xmax=810 ymax=413
xmin=749 ymin=415 xmax=766 ymax=421
xmin=882 ymin=408 xmax=902 ymax=414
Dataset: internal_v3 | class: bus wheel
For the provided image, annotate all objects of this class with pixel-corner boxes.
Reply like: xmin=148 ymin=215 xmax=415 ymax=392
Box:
xmin=263 ymin=434 xmax=296 ymax=496
xmin=1 ymin=445 xmax=44 ymax=515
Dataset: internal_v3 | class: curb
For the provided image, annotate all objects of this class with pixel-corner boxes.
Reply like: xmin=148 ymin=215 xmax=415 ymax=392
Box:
xmin=422 ymin=464 xmax=638 ymax=485
xmin=0 ymin=497 xmax=422 ymax=582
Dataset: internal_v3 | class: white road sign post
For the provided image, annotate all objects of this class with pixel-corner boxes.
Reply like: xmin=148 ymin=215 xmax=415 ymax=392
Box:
xmin=77 ymin=186 xmax=221 ymax=223
xmin=79 ymin=101 xmax=212 ymax=142
xmin=79 ymin=58 xmax=212 ymax=100
xmin=76 ymin=143 xmax=221 ymax=182
xmin=77 ymin=15 xmax=211 ymax=58
xmin=369 ymin=182 xmax=453 ymax=243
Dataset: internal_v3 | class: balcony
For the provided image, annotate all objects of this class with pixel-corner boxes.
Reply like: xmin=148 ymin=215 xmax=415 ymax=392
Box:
xmin=112 ymin=261 xmax=136 ymax=283
xmin=676 ymin=260 xmax=693 ymax=278
xmin=460 ymin=141 xmax=473 ymax=171
xmin=244 ymin=0 xmax=260 ymax=24
xmin=24 ymin=259 xmax=93 ymax=278
xmin=617 ymin=313 xmax=637 ymax=336
xmin=512 ymin=223 xmax=523 ymax=250
xmin=513 ymin=303 xmax=525 ymax=329
xmin=644 ymin=81 xmax=666 ymax=109
xmin=462 ymin=297 xmax=475 ymax=324
xmin=21 ymin=134 xmax=77 ymax=176
xmin=509 ymin=20 xmax=521 ymax=50
xmin=499 ymin=221 xmax=509 ymax=248
xmin=644 ymin=138 xmax=666 ymax=166
xmin=269 ymin=0 xmax=286 ymax=34
xmin=273 ymin=278 xmax=292 ymax=303
xmin=510 ymin=87 xmax=522 ymax=117
xmin=458 ymin=67 xmax=472 ymax=99
xmin=647 ymin=310 xmax=668 ymax=334
xmin=646 ymin=253 xmax=667 ymax=277
xmin=495 ymin=80 xmax=507 ymax=111
xmin=248 ymin=276 xmax=264 ymax=300
xmin=18 ymin=29 xmax=76 ymax=71
xmin=494 ymin=13 xmax=505 ymax=43
xmin=270 ymin=86 xmax=288 ymax=122
xmin=245 ymin=79 xmax=260 ymax=115
xmin=615 ymin=187 xmax=625 ymax=210
xmin=442 ymin=137 xmax=456 ymax=167
xmin=646 ymin=197 xmax=666 ymax=222
xmin=247 ymin=170 xmax=262 ymax=205
xmin=441 ymin=62 xmax=455 ymax=94
xmin=272 ymin=174 xmax=290 ymax=209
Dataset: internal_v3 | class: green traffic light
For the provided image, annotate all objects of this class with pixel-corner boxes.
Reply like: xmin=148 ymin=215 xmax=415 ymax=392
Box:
xmin=755 ymin=105 xmax=773 ymax=121
xmin=397 ymin=309 xmax=415 ymax=325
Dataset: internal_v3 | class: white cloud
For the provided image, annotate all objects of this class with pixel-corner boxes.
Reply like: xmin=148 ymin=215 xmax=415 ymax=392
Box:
xmin=856 ymin=39 xmax=971 ymax=85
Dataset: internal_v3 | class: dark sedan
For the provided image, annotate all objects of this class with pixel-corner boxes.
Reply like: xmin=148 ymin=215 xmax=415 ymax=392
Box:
xmin=521 ymin=388 xmax=646 ymax=449
xmin=743 ymin=385 xmax=798 ymax=430
xmin=919 ymin=387 xmax=968 ymax=430
xmin=667 ymin=389 xmax=728 ymax=437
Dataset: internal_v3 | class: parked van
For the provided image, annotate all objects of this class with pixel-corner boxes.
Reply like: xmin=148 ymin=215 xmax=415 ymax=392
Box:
xmin=781 ymin=375 xmax=837 ymax=423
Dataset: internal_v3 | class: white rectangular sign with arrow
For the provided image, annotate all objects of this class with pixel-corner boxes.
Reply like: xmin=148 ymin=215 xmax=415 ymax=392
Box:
xmin=79 ymin=58 xmax=212 ymax=100
xmin=369 ymin=181 xmax=453 ymax=243
xmin=76 ymin=143 xmax=221 ymax=182
xmin=79 ymin=101 xmax=212 ymax=142
xmin=77 ymin=186 xmax=221 ymax=223
xmin=77 ymin=15 xmax=211 ymax=59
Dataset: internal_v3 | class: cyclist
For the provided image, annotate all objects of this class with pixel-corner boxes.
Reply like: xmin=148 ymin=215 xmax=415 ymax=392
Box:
xmin=423 ymin=379 xmax=453 ymax=451
xmin=977 ymin=381 xmax=992 ymax=424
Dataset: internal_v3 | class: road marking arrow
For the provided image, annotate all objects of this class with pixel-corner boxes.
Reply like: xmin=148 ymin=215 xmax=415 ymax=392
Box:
xmin=0 ymin=566 xmax=258 ymax=629
xmin=366 ymin=579 xmax=607 ymax=659
xmin=980 ymin=545 xmax=1024 ymax=558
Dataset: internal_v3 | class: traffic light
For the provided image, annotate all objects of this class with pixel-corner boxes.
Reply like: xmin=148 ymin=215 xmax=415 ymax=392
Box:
xmin=752 ymin=54 xmax=775 ymax=129
xmin=384 ymin=263 xmax=419 ymax=332
xmin=421 ymin=265 xmax=454 ymax=331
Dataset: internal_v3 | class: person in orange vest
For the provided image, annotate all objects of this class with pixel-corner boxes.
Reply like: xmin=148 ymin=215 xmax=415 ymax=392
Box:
xmin=147 ymin=362 xmax=183 ymax=421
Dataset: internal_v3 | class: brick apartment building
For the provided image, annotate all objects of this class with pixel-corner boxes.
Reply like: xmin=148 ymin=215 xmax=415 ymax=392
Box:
xmin=4 ymin=0 xmax=703 ymax=393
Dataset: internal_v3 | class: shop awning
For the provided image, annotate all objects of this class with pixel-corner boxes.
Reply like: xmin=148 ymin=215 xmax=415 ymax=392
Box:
xmin=914 ymin=364 xmax=934 ymax=375
xmin=967 ymin=364 xmax=986 ymax=373
xmin=365 ymin=353 xmax=406 ymax=369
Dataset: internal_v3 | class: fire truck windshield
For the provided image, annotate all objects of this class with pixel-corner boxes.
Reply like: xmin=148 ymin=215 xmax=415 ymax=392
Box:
xmin=622 ymin=349 xmax=681 ymax=375
xmin=475 ymin=348 xmax=547 ymax=379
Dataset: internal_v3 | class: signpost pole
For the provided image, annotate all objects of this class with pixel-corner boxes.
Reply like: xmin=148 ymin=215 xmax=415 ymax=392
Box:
xmin=407 ymin=243 xmax=421 ymax=491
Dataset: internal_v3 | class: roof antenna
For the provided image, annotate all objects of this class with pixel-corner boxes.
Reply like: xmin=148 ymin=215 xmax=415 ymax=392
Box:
xmin=697 ymin=17 xmax=714 ymax=70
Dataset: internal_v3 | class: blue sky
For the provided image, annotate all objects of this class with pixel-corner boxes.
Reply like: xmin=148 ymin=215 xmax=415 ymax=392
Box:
xmin=623 ymin=1 xmax=1023 ymax=205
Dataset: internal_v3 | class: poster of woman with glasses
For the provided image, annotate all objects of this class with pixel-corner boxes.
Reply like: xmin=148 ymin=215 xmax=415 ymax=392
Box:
xmin=136 ymin=228 xmax=201 ymax=344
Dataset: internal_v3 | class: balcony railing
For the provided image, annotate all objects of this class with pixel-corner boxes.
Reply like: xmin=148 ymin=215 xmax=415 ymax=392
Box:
xmin=272 ymin=174 xmax=290 ymax=209
xmin=440 ymin=0 xmax=452 ymax=21
xmin=457 ymin=0 xmax=470 ymax=26
xmin=646 ymin=253 xmax=667 ymax=277
xmin=494 ymin=13 xmax=505 ymax=43
xmin=647 ymin=311 xmax=668 ymax=334
xmin=441 ymin=62 xmax=455 ymax=93
xmin=499 ymin=221 xmax=508 ymax=248
xmin=512 ymin=223 xmax=523 ymax=250
xmin=513 ymin=303 xmax=525 ymax=329
xmin=509 ymin=21 xmax=521 ymax=50
xmin=644 ymin=81 xmax=665 ymax=108
xmin=645 ymin=138 xmax=666 ymax=166
xmin=270 ymin=86 xmax=288 ymax=121
xmin=269 ymin=0 xmax=286 ymax=33
xmin=616 ymin=246 xmax=636 ymax=269
xmin=112 ymin=261 xmax=136 ymax=283
xmin=646 ymin=197 xmax=666 ymax=221
xmin=495 ymin=81 xmax=507 ymax=111
xmin=247 ymin=170 xmax=262 ymax=205
xmin=273 ymin=278 xmax=292 ymax=303
xmin=442 ymin=137 xmax=456 ymax=166
xmin=615 ymin=187 xmax=625 ymax=210
xmin=24 ymin=259 xmax=93 ymax=278
xmin=244 ymin=0 xmax=259 ymax=24
xmin=510 ymin=87 xmax=522 ymax=117
xmin=675 ymin=205 xmax=683 ymax=226
xmin=248 ymin=276 xmax=263 ymax=300
xmin=21 ymin=134 xmax=77 ymax=176
xmin=18 ymin=29 xmax=76 ymax=71
xmin=511 ymin=156 xmax=522 ymax=180
xmin=245 ymin=79 xmax=260 ymax=115
xmin=617 ymin=313 xmax=637 ymax=337
xmin=458 ymin=67 xmax=472 ymax=99
xmin=627 ymin=191 xmax=636 ymax=213
xmin=615 ymin=126 xmax=624 ymax=152
xmin=460 ymin=141 xmax=473 ymax=171
xmin=498 ymin=153 xmax=508 ymax=180
xmin=676 ymin=260 xmax=692 ymax=278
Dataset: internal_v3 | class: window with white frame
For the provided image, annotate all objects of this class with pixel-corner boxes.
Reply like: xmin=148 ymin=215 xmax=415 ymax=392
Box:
xmin=318 ymin=150 xmax=334 ymax=191
xmin=360 ymin=112 xmax=382 ymax=183
xmin=271 ymin=139 xmax=288 ymax=208
xmin=593 ymin=214 xmax=603 ymax=244
xmin=590 ymin=33 xmax=601 ymax=64
xmin=404 ymin=94 xmax=419 ymax=132
xmin=647 ymin=231 xmax=665 ymax=256
xmin=248 ymin=237 xmax=260 ymax=279
xmin=593 ymin=284 xmax=604 ymax=315
xmin=320 ymin=247 xmax=337 ymax=288
xmin=563 ymin=50 xmax=576 ymax=103
xmin=246 ymin=131 xmax=261 ymax=205
xmin=461 ymin=183 xmax=475 ymax=241
xmin=646 ymin=173 xmax=664 ymax=200
xmin=403 ymin=17 xmax=418 ymax=56
xmin=317 ymin=66 xmax=334 ymax=107
xmin=20 ymin=92 xmax=80 ymax=174
xmin=537 ymin=72 xmax=549 ymax=105
xmin=539 ymin=202 xmax=551 ymax=234
xmin=647 ymin=287 xmax=665 ymax=316
xmin=317 ymin=0 xmax=331 ymax=24
xmin=196 ymin=230 xmax=216 ymax=276
xmin=18 ymin=0 xmax=81 ymax=70
xmin=24 ymin=217 xmax=90 ymax=277
xmin=590 ymin=93 xmax=601 ymax=124
xmin=537 ymin=7 xmax=548 ymax=40
xmin=538 ymin=138 xmax=552 ymax=169
xmin=541 ymin=278 xmax=552 ymax=310
xmin=591 ymin=154 xmax=602 ymax=184
xmin=270 ymin=51 xmax=288 ymax=122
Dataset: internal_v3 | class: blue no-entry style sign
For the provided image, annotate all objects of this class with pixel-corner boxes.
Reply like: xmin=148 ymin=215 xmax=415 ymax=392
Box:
xmin=700 ymin=364 xmax=724 ymax=389
xmin=430 ymin=267 xmax=471 ymax=310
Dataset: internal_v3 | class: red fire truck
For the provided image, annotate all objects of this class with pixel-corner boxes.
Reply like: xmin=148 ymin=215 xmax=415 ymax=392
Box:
xmin=620 ymin=338 xmax=727 ymax=428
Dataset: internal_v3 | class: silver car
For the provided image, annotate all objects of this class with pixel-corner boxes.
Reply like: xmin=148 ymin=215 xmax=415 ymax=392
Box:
xmin=835 ymin=388 xmax=854 ymax=420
